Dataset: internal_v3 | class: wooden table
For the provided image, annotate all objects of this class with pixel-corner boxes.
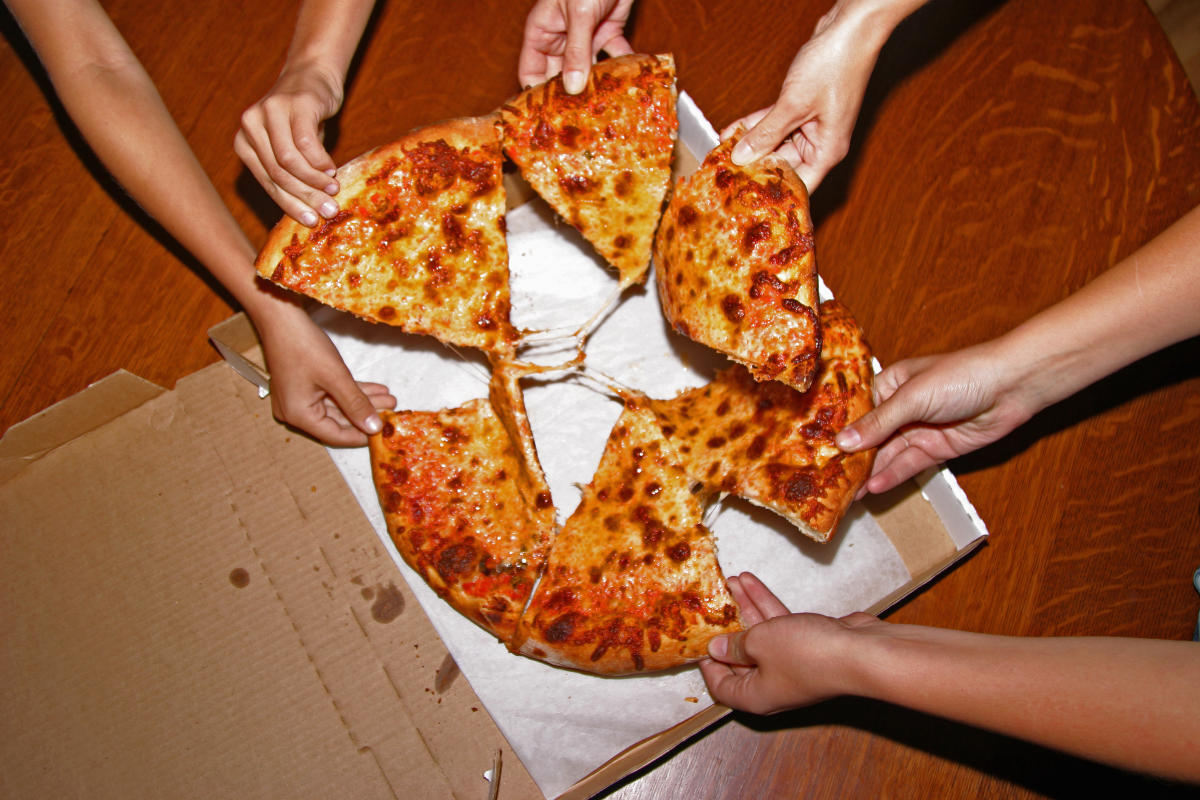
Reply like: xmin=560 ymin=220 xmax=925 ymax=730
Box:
xmin=2 ymin=0 xmax=1198 ymax=797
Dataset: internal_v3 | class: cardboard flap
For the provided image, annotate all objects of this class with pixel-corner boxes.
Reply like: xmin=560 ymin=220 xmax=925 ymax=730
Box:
xmin=0 ymin=370 xmax=164 ymax=483
xmin=0 ymin=360 xmax=539 ymax=799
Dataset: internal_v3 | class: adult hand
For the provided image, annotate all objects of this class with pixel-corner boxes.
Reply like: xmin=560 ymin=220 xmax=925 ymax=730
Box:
xmin=235 ymin=64 xmax=345 ymax=227
xmin=255 ymin=304 xmax=396 ymax=446
xmin=700 ymin=572 xmax=881 ymax=715
xmin=518 ymin=0 xmax=635 ymax=92
xmin=722 ymin=0 xmax=921 ymax=192
xmin=835 ymin=342 xmax=1038 ymax=495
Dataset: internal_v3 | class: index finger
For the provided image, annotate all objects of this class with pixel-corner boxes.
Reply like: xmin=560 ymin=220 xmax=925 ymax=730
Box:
xmin=561 ymin=2 xmax=601 ymax=93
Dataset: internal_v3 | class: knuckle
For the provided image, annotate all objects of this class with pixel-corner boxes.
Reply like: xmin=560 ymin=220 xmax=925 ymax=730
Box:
xmin=276 ymin=151 xmax=307 ymax=174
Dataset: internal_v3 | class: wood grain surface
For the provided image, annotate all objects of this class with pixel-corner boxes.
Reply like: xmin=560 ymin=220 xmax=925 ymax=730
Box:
xmin=2 ymin=0 xmax=1198 ymax=797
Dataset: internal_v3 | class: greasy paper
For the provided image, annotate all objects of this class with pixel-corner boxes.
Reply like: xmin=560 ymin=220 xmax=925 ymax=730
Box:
xmin=316 ymin=197 xmax=913 ymax=798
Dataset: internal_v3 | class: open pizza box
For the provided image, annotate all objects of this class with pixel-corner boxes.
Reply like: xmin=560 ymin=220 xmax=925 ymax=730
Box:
xmin=0 ymin=94 xmax=987 ymax=799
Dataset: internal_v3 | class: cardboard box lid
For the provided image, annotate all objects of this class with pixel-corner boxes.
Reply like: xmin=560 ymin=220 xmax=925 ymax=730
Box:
xmin=3 ymin=89 xmax=988 ymax=800
xmin=0 ymin=359 xmax=539 ymax=799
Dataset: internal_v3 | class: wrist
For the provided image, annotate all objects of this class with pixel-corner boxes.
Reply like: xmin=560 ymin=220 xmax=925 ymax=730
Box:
xmin=985 ymin=321 xmax=1093 ymax=418
xmin=823 ymin=617 xmax=905 ymax=699
xmin=842 ymin=620 xmax=952 ymax=704
xmin=277 ymin=56 xmax=346 ymax=103
xmin=828 ymin=0 xmax=927 ymax=45
xmin=239 ymin=280 xmax=310 ymax=334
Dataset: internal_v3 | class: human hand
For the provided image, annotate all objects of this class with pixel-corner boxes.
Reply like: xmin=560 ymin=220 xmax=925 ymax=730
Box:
xmin=835 ymin=342 xmax=1039 ymax=495
xmin=518 ymin=0 xmax=635 ymax=92
xmin=700 ymin=572 xmax=881 ymax=714
xmin=720 ymin=1 xmax=898 ymax=192
xmin=254 ymin=303 xmax=396 ymax=446
xmin=235 ymin=64 xmax=345 ymax=227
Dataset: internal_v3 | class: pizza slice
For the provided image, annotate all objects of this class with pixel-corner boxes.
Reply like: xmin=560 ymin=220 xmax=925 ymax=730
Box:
xmin=513 ymin=395 xmax=741 ymax=675
xmin=256 ymin=114 xmax=519 ymax=356
xmin=499 ymin=53 xmax=678 ymax=289
xmin=649 ymin=300 xmax=876 ymax=543
xmin=654 ymin=132 xmax=820 ymax=392
xmin=368 ymin=399 xmax=557 ymax=642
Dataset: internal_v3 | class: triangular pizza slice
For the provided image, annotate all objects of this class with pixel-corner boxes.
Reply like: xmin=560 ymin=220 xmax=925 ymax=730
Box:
xmin=499 ymin=53 xmax=678 ymax=289
xmin=368 ymin=399 xmax=557 ymax=642
xmin=654 ymin=132 xmax=821 ymax=392
xmin=256 ymin=114 xmax=519 ymax=356
xmin=649 ymin=300 xmax=876 ymax=543
xmin=513 ymin=395 xmax=741 ymax=675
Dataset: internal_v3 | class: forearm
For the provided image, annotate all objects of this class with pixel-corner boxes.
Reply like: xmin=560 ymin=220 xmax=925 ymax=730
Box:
xmin=989 ymin=204 xmax=1200 ymax=414
xmin=279 ymin=0 xmax=377 ymax=86
xmin=10 ymin=0 xmax=301 ymax=325
xmin=848 ymin=623 xmax=1200 ymax=781
xmin=826 ymin=0 xmax=930 ymax=43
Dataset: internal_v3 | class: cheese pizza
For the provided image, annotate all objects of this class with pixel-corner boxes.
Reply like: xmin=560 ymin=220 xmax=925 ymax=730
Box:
xmin=256 ymin=115 xmax=518 ymax=355
xmin=654 ymin=132 xmax=821 ymax=392
xmin=272 ymin=56 xmax=886 ymax=677
xmin=512 ymin=396 xmax=742 ymax=675
xmin=500 ymin=53 xmax=678 ymax=289
xmin=648 ymin=300 xmax=875 ymax=543
xmin=368 ymin=400 xmax=557 ymax=642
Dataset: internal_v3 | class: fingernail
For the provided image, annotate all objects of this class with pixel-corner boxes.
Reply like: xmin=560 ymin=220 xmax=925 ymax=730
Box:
xmin=319 ymin=200 xmax=339 ymax=218
xmin=324 ymin=182 xmax=339 ymax=195
xmin=731 ymin=140 xmax=758 ymax=166
xmin=363 ymin=414 xmax=383 ymax=435
xmin=325 ymin=168 xmax=337 ymax=177
xmin=300 ymin=210 xmax=319 ymax=227
xmin=563 ymin=70 xmax=586 ymax=94
xmin=836 ymin=428 xmax=861 ymax=450
xmin=707 ymin=636 xmax=728 ymax=659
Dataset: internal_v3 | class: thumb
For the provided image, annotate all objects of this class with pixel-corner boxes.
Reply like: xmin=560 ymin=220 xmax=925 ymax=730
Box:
xmin=836 ymin=394 xmax=914 ymax=452
xmin=327 ymin=376 xmax=384 ymax=435
xmin=731 ymin=104 xmax=802 ymax=166
xmin=708 ymin=631 xmax=755 ymax=666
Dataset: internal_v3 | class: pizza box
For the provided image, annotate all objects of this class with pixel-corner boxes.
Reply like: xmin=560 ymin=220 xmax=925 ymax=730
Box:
xmin=0 ymin=94 xmax=988 ymax=799
xmin=209 ymin=92 xmax=990 ymax=798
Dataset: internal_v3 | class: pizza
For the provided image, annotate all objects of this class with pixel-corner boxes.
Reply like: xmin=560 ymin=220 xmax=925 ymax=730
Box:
xmin=648 ymin=300 xmax=875 ymax=543
xmin=654 ymin=131 xmax=821 ymax=393
xmin=499 ymin=53 xmax=678 ymax=289
xmin=268 ymin=59 xmax=884 ymax=676
xmin=255 ymin=115 xmax=518 ymax=356
xmin=512 ymin=396 xmax=742 ymax=675
xmin=367 ymin=399 xmax=557 ymax=642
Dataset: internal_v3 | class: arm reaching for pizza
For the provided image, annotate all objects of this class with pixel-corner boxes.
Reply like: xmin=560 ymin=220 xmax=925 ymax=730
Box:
xmin=722 ymin=0 xmax=929 ymax=193
xmin=7 ymin=0 xmax=395 ymax=446
xmin=834 ymin=203 xmax=1200 ymax=494
xmin=701 ymin=572 xmax=1200 ymax=783
xmin=518 ymin=0 xmax=635 ymax=92
xmin=235 ymin=0 xmax=378 ymax=226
